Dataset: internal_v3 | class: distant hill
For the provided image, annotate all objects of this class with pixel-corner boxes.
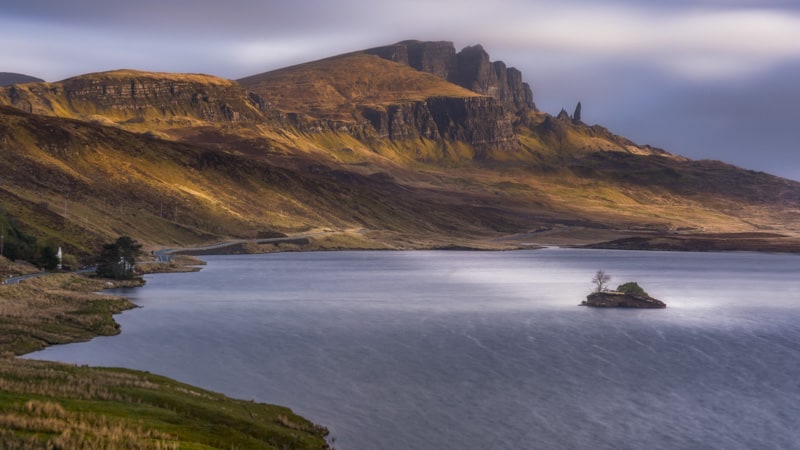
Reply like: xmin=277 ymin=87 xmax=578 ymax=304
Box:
xmin=0 ymin=70 xmax=264 ymax=127
xmin=0 ymin=40 xmax=799 ymax=259
xmin=0 ymin=72 xmax=44 ymax=86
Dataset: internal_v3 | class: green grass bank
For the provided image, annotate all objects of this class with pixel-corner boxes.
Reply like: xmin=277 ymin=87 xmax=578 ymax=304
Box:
xmin=0 ymin=271 xmax=331 ymax=449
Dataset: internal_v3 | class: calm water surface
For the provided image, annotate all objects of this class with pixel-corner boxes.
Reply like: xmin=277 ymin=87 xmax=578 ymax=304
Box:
xmin=28 ymin=249 xmax=800 ymax=449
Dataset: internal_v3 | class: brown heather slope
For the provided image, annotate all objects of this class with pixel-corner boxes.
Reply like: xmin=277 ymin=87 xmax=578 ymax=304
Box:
xmin=238 ymin=50 xmax=519 ymax=157
xmin=238 ymin=52 xmax=481 ymax=120
xmin=0 ymin=41 xmax=799 ymax=257
xmin=236 ymin=45 xmax=800 ymax=239
xmin=0 ymin=103 xmax=550 ymax=259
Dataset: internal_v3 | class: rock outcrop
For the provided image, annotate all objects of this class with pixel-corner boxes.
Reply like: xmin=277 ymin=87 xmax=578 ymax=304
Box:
xmin=581 ymin=291 xmax=667 ymax=308
xmin=365 ymin=40 xmax=457 ymax=81
xmin=277 ymin=96 xmax=518 ymax=156
xmin=455 ymin=45 xmax=534 ymax=111
xmin=573 ymin=102 xmax=582 ymax=124
xmin=365 ymin=41 xmax=535 ymax=111
xmin=360 ymin=96 xmax=517 ymax=154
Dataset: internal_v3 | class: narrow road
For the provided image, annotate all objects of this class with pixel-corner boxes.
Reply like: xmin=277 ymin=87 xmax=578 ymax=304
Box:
xmin=4 ymin=272 xmax=46 ymax=285
xmin=154 ymin=230 xmax=338 ymax=261
xmin=4 ymin=267 xmax=95 ymax=285
xmin=4 ymin=230 xmax=345 ymax=283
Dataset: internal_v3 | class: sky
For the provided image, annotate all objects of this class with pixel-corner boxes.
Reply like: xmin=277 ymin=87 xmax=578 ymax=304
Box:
xmin=2 ymin=0 xmax=799 ymax=180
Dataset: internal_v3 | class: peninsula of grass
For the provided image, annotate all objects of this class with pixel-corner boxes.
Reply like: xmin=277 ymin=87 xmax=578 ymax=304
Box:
xmin=0 ymin=272 xmax=330 ymax=449
xmin=135 ymin=254 xmax=207 ymax=275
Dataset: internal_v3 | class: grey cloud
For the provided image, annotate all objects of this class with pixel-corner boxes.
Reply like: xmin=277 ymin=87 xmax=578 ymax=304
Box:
xmin=1 ymin=0 xmax=388 ymax=37
xmin=602 ymin=0 xmax=800 ymax=9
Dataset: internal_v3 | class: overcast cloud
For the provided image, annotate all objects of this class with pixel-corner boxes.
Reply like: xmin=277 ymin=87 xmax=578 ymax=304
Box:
xmin=1 ymin=0 xmax=798 ymax=179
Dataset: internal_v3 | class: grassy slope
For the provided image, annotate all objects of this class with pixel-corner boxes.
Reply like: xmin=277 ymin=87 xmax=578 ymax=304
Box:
xmin=0 ymin=360 xmax=329 ymax=449
xmin=0 ymin=274 xmax=329 ymax=449
xmin=0 ymin=70 xmax=263 ymax=129
xmin=238 ymin=53 xmax=800 ymax=237
xmin=0 ymin=257 xmax=38 ymax=281
xmin=3 ymin=100 xmax=798 ymax=258
xmin=0 ymin=105 xmax=348 ymax=250
xmin=61 ymin=69 xmax=237 ymax=86
xmin=239 ymin=52 xmax=480 ymax=119
xmin=0 ymin=274 xmax=138 ymax=355
xmin=0 ymin=105 xmax=549 ymax=256
xmin=1 ymin=48 xmax=799 ymax=255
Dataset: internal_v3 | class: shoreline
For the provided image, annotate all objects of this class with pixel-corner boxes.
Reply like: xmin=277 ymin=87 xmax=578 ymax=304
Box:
xmin=0 ymin=262 xmax=332 ymax=449
xmin=30 ymin=244 xmax=797 ymax=450
xmin=159 ymin=228 xmax=800 ymax=257
xmin=3 ymin=232 xmax=798 ymax=447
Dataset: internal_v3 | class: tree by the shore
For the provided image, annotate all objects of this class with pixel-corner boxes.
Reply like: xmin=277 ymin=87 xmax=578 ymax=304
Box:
xmin=592 ymin=270 xmax=611 ymax=292
xmin=96 ymin=236 xmax=142 ymax=280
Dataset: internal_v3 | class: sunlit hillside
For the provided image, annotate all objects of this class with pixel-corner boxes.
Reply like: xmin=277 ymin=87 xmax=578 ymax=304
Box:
xmin=1 ymin=41 xmax=799 ymax=263
xmin=239 ymin=52 xmax=481 ymax=120
xmin=0 ymin=70 xmax=265 ymax=130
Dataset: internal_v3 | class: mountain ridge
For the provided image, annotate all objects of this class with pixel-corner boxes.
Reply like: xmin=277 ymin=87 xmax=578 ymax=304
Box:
xmin=0 ymin=72 xmax=45 ymax=86
xmin=364 ymin=40 xmax=535 ymax=110
xmin=0 ymin=69 xmax=265 ymax=128
xmin=0 ymin=40 xmax=799 ymax=261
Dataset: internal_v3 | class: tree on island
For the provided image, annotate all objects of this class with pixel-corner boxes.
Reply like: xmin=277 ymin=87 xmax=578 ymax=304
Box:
xmin=592 ymin=270 xmax=611 ymax=292
xmin=96 ymin=236 xmax=142 ymax=280
xmin=617 ymin=281 xmax=649 ymax=297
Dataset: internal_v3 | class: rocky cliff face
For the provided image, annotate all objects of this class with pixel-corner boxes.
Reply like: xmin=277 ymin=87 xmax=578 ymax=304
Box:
xmin=365 ymin=40 xmax=457 ymax=80
xmin=0 ymin=71 xmax=266 ymax=124
xmin=278 ymin=96 xmax=518 ymax=156
xmin=365 ymin=41 xmax=535 ymax=111
xmin=454 ymin=45 xmax=534 ymax=111
xmin=360 ymin=96 xmax=517 ymax=154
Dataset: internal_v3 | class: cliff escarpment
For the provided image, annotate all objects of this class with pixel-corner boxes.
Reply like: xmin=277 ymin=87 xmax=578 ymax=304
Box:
xmin=365 ymin=40 xmax=535 ymax=111
xmin=360 ymin=96 xmax=517 ymax=154
xmin=239 ymin=51 xmax=520 ymax=156
xmin=0 ymin=47 xmax=534 ymax=159
xmin=0 ymin=70 xmax=267 ymax=125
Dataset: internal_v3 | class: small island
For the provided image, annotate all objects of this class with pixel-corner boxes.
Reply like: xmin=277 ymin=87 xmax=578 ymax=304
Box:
xmin=582 ymin=291 xmax=667 ymax=308
xmin=581 ymin=273 xmax=667 ymax=308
